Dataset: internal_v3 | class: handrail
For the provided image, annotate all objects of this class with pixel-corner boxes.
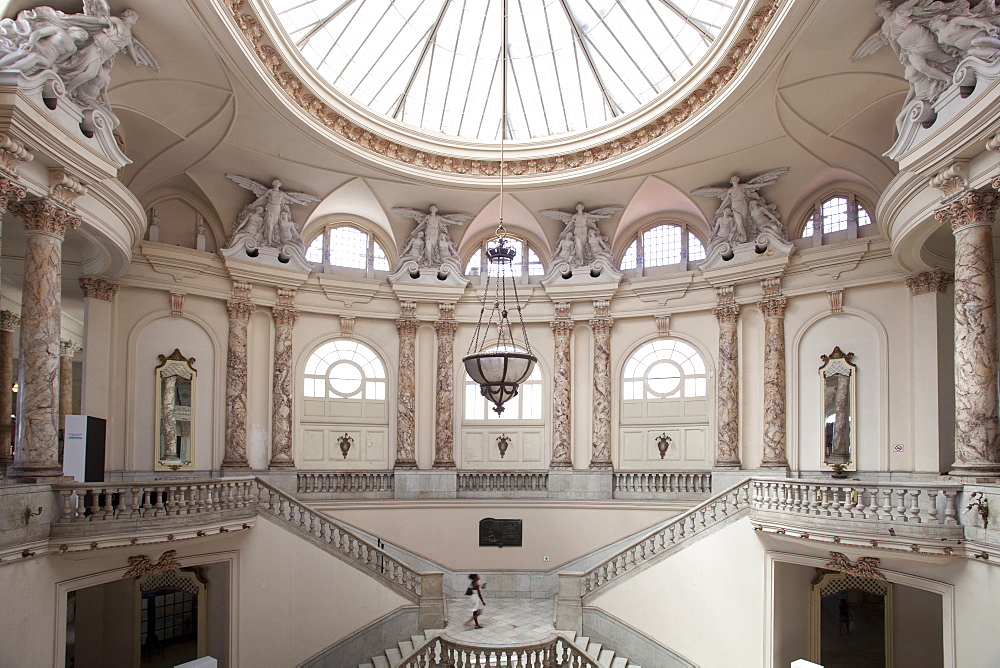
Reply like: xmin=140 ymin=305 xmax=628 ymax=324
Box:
xmin=399 ymin=634 xmax=598 ymax=668
xmin=581 ymin=479 xmax=752 ymax=596
xmin=253 ymin=478 xmax=424 ymax=600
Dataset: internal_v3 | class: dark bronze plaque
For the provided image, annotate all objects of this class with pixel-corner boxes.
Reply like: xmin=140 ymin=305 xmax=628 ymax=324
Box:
xmin=479 ymin=518 xmax=522 ymax=547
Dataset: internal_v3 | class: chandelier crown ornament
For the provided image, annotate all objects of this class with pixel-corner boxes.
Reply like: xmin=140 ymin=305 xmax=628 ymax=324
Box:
xmin=461 ymin=0 xmax=536 ymax=415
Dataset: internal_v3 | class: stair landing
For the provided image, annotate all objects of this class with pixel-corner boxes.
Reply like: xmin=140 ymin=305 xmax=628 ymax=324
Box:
xmin=442 ymin=596 xmax=556 ymax=646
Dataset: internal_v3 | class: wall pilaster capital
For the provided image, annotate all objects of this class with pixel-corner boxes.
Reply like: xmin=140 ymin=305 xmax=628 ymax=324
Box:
xmin=79 ymin=276 xmax=119 ymax=301
xmin=226 ymin=300 xmax=256 ymax=321
xmin=395 ymin=317 xmax=419 ymax=337
xmin=905 ymin=269 xmax=953 ymax=296
xmin=550 ymin=319 xmax=574 ymax=337
xmin=758 ymin=296 xmax=788 ymax=319
xmin=272 ymin=306 xmax=299 ymax=327
xmin=59 ymin=340 xmax=82 ymax=357
xmin=713 ymin=303 xmax=740 ymax=325
xmin=9 ymin=198 xmax=81 ymax=238
xmin=939 ymin=190 xmax=999 ymax=232
xmin=434 ymin=319 xmax=458 ymax=337
xmin=589 ymin=317 xmax=613 ymax=336
xmin=0 ymin=310 xmax=20 ymax=332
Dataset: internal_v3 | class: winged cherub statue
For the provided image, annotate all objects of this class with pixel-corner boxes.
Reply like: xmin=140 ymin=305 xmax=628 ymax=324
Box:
xmin=691 ymin=168 xmax=788 ymax=248
xmin=225 ymin=174 xmax=319 ymax=256
xmin=391 ymin=205 xmax=473 ymax=270
xmin=539 ymin=203 xmax=622 ymax=268
xmin=0 ymin=1 xmax=158 ymax=124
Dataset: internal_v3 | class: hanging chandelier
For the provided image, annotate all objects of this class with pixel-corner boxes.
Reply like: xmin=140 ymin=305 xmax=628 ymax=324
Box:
xmin=462 ymin=0 xmax=536 ymax=415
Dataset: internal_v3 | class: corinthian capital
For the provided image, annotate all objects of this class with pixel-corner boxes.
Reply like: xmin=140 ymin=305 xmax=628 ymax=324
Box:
xmin=590 ymin=317 xmax=613 ymax=336
xmin=79 ymin=276 xmax=120 ymax=301
xmin=905 ymin=269 xmax=953 ymax=296
xmin=60 ymin=340 xmax=82 ymax=357
xmin=550 ymin=319 xmax=574 ymax=337
xmin=939 ymin=191 xmax=999 ymax=232
xmin=434 ymin=319 xmax=458 ymax=337
xmin=395 ymin=318 xmax=418 ymax=337
xmin=9 ymin=198 xmax=81 ymax=238
xmin=0 ymin=310 xmax=20 ymax=332
xmin=272 ymin=306 xmax=299 ymax=327
xmin=713 ymin=303 xmax=740 ymax=325
xmin=226 ymin=300 xmax=256 ymax=321
xmin=758 ymin=296 xmax=788 ymax=319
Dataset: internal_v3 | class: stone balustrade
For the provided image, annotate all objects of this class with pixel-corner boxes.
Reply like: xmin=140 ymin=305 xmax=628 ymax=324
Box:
xmin=297 ymin=471 xmax=394 ymax=495
xmin=457 ymin=471 xmax=549 ymax=494
xmin=580 ymin=480 xmax=752 ymax=597
xmin=400 ymin=634 xmax=597 ymax=668
xmin=749 ymin=479 xmax=965 ymax=541
xmin=613 ymin=471 xmax=712 ymax=496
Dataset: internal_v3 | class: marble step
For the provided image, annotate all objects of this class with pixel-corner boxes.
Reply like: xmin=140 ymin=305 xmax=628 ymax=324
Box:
xmin=384 ymin=647 xmax=402 ymax=666
xmin=371 ymin=655 xmax=390 ymax=668
xmin=586 ymin=642 xmax=603 ymax=659
xmin=598 ymin=648 xmax=616 ymax=666
xmin=397 ymin=639 xmax=414 ymax=656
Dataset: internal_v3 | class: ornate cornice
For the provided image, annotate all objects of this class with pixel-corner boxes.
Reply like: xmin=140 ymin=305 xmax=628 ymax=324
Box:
xmin=272 ymin=306 xmax=299 ymax=327
xmin=905 ymin=269 xmax=953 ymax=296
xmin=9 ymin=198 xmax=81 ymax=238
xmin=0 ymin=310 xmax=20 ymax=332
xmin=937 ymin=190 xmax=999 ymax=231
xmin=79 ymin=276 xmax=119 ymax=301
xmin=758 ymin=296 xmax=788 ymax=319
xmin=713 ymin=303 xmax=740 ymax=325
xmin=220 ymin=0 xmax=779 ymax=177
xmin=226 ymin=300 xmax=256 ymax=321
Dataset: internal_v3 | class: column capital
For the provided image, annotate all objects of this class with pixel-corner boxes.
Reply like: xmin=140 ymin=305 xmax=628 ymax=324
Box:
xmin=0 ymin=310 xmax=20 ymax=332
xmin=937 ymin=190 xmax=999 ymax=232
xmin=713 ymin=303 xmax=740 ymax=325
xmin=9 ymin=198 xmax=81 ymax=238
xmin=0 ymin=176 xmax=26 ymax=212
xmin=589 ymin=317 xmax=613 ymax=336
xmin=226 ymin=300 xmax=256 ymax=321
xmin=395 ymin=317 xmax=419 ymax=336
xmin=905 ymin=269 xmax=953 ymax=296
xmin=272 ymin=306 xmax=299 ymax=327
xmin=550 ymin=319 xmax=574 ymax=337
xmin=59 ymin=339 xmax=82 ymax=358
xmin=434 ymin=319 xmax=458 ymax=337
xmin=758 ymin=296 xmax=788 ymax=319
xmin=79 ymin=276 xmax=119 ymax=301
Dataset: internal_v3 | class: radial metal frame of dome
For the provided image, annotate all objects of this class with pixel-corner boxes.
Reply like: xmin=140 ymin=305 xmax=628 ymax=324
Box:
xmin=267 ymin=0 xmax=739 ymax=142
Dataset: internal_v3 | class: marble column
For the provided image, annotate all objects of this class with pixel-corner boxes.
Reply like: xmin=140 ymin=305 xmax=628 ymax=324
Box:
xmin=713 ymin=298 xmax=741 ymax=468
xmin=223 ymin=299 xmax=255 ymax=469
xmin=433 ymin=309 xmax=457 ymax=469
xmin=550 ymin=312 xmax=574 ymax=468
xmin=78 ymin=277 xmax=118 ymax=422
xmin=269 ymin=306 xmax=298 ymax=469
xmin=758 ymin=295 xmax=789 ymax=469
xmin=0 ymin=311 xmax=18 ymax=472
xmin=395 ymin=309 xmax=419 ymax=469
xmin=59 ymin=340 xmax=81 ymax=428
xmin=589 ymin=301 xmax=613 ymax=470
xmin=9 ymin=198 xmax=81 ymax=479
xmin=938 ymin=189 xmax=1000 ymax=475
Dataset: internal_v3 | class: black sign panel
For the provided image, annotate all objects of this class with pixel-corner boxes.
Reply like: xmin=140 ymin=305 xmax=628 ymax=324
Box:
xmin=479 ymin=518 xmax=522 ymax=548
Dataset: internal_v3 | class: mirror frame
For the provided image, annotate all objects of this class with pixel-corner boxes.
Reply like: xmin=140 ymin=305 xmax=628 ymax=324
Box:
xmin=154 ymin=349 xmax=197 ymax=471
xmin=819 ymin=346 xmax=856 ymax=471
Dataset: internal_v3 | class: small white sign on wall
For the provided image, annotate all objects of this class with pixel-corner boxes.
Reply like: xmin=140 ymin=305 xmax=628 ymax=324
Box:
xmin=893 ymin=444 xmax=904 ymax=452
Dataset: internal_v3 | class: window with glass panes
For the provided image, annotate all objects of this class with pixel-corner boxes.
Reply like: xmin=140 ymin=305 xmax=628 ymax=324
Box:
xmin=465 ymin=236 xmax=544 ymax=277
xmin=141 ymin=588 xmax=197 ymax=646
xmin=620 ymin=222 xmax=706 ymax=271
xmin=622 ymin=339 xmax=708 ymax=400
xmin=801 ymin=194 xmax=872 ymax=238
xmin=306 ymin=223 xmax=390 ymax=272
xmin=304 ymin=339 xmax=386 ymax=401
xmin=464 ymin=348 xmax=543 ymax=421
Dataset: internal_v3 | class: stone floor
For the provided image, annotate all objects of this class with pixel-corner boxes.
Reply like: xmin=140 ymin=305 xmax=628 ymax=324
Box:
xmin=443 ymin=596 xmax=556 ymax=646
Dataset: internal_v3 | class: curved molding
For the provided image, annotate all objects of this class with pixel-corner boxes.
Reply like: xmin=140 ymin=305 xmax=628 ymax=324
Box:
xmin=212 ymin=0 xmax=781 ymax=182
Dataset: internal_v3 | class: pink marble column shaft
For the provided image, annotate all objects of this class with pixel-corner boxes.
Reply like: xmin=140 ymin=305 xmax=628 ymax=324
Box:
xmin=0 ymin=311 xmax=18 ymax=471
xmin=589 ymin=317 xmax=613 ymax=469
xmin=939 ymin=190 xmax=1000 ymax=475
xmin=550 ymin=319 xmax=574 ymax=468
xmin=713 ymin=303 xmax=741 ymax=468
xmin=269 ymin=307 xmax=298 ymax=469
xmin=59 ymin=340 xmax=80 ymax=428
xmin=9 ymin=198 xmax=81 ymax=479
xmin=395 ymin=317 xmax=419 ymax=469
xmin=223 ymin=299 xmax=255 ymax=469
xmin=433 ymin=319 xmax=457 ymax=469
xmin=759 ymin=297 xmax=788 ymax=469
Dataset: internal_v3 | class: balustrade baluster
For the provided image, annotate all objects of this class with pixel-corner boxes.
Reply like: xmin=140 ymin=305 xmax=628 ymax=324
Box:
xmin=73 ymin=489 xmax=86 ymax=521
xmin=908 ymin=489 xmax=922 ymax=523
xmin=926 ymin=489 xmax=940 ymax=523
xmin=894 ymin=489 xmax=907 ymax=521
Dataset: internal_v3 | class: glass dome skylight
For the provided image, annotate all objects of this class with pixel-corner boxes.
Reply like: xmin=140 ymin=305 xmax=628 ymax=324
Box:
xmin=267 ymin=0 xmax=739 ymax=142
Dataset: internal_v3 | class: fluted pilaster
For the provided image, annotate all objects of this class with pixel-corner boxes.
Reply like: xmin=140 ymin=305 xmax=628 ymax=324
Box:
xmin=939 ymin=189 xmax=1000 ymax=475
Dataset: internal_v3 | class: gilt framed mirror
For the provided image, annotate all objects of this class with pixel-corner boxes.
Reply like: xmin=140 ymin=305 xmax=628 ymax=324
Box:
xmin=819 ymin=347 xmax=856 ymax=471
xmin=154 ymin=349 xmax=196 ymax=471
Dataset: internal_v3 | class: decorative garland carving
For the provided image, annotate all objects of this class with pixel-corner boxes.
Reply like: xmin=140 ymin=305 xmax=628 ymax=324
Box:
xmin=123 ymin=549 xmax=182 ymax=578
xmin=824 ymin=551 xmax=885 ymax=581
xmin=219 ymin=0 xmax=780 ymax=177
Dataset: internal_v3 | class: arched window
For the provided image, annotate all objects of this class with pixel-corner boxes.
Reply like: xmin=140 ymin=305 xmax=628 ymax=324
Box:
xmin=800 ymin=194 xmax=873 ymax=239
xmin=619 ymin=338 xmax=710 ymax=470
xmin=300 ymin=339 xmax=389 ymax=469
xmin=619 ymin=222 xmax=706 ymax=273
xmin=465 ymin=235 xmax=544 ymax=280
xmin=306 ymin=223 xmax=391 ymax=276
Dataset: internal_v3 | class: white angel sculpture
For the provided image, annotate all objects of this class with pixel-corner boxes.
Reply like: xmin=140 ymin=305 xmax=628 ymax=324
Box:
xmin=0 ymin=1 xmax=158 ymax=124
xmin=225 ymin=174 xmax=319 ymax=256
xmin=691 ymin=168 xmax=788 ymax=247
xmin=391 ymin=205 xmax=473 ymax=270
xmin=853 ymin=0 xmax=1000 ymax=106
xmin=538 ymin=203 xmax=621 ymax=268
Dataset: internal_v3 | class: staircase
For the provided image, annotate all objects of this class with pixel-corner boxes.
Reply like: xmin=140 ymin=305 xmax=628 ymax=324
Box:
xmin=359 ymin=629 xmax=641 ymax=667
